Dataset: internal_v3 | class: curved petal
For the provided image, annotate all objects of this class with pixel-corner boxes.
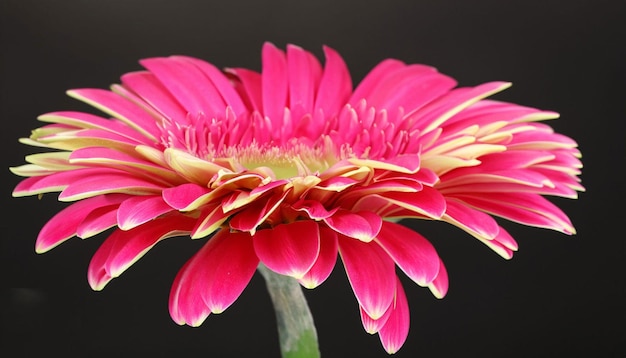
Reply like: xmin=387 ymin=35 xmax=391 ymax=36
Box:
xmin=121 ymin=71 xmax=188 ymax=121
xmin=338 ymin=235 xmax=396 ymax=320
xmin=87 ymin=216 xmax=194 ymax=291
xmin=162 ymin=182 xmax=213 ymax=212
xmin=190 ymin=203 xmax=232 ymax=239
xmin=299 ymin=226 xmax=338 ymax=289
xmin=252 ymin=221 xmax=321 ymax=279
xmin=427 ymin=258 xmax=449 ymax=299
xmin=58 ymin=170 xmax=164 ymax=201
xmin=88 ymin=215 xmax=196 ymax=291
xmin=229 ymin=190 xmax=289 ymax=235
xmin=412 ymin=81 xmax=513 ymax=134
xmin=381 ymin=186 xmax=447 ymax=219
xmin=139 ymin=57 xmax=227 ymax=117
xmin=38 ymin=111 xmax=151 ymax=143
xmin=493 ymin=225 xmax=518 ymax=251
xmin=66 ymin=88 xmax=159 ymax=140
xmin=314 ymin=45 xmax=352 ymax=117
xmin=324 ymin=210 xmax=382 ymax=243
xmin=360 ymin=302 xmax=392 ymax=335
xmin=452 ymin=192 xmax=575 ymax=234
xmin=291 ymin=199 xmax=339 ymax=220
xmin=172 ymin=55 xmax=247 ymax=116
xmin=117 ymin=195 xmax=174 ymax=230
xmin=13 ymin=168 xmax=108 ymax=197
xmin=169 ymin=230 xmax=258 ymax=325
xmin=379 ymin=277 xmax=410 ymax=354
xmin=443 ymin=198 xmax=499 ymax=241
xmin=76 ymin=204 xmax=119 ymax=239
xmin=69 ymin=146 xmax=181 ymax=185
xmin=226 ymin=67 xmax=262 ymax=111
xmin=349 ymin=59 xmax=406 ymax=105
xmin=374 ymin=70 xmax=457 ymax=118
xmin=375 ymin=221 xmax=440 ymax=287
xmin=168 ymin=258 xmax=208 ymax=326
xmin=261 ymin=42 xmax=288 ymax=126
xmin=35 ymin=194 xmax=127 ymax=253
xmin=287 ymin=44 xmax=322 ymax=119
xmin=164 ymin=148 xmax=228 ymax=186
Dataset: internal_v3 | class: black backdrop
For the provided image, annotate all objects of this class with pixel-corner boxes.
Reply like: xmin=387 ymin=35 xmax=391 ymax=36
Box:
xmin=2 ymin=1 xmax=624 ymax=357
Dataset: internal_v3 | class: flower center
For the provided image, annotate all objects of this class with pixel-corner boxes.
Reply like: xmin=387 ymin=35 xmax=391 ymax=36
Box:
xmin=229 ymin=139 xmax=338 ymax=179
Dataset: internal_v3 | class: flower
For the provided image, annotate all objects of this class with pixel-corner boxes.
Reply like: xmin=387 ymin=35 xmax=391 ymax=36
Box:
xmin=10 ymin=42 xmax=583 ymax=354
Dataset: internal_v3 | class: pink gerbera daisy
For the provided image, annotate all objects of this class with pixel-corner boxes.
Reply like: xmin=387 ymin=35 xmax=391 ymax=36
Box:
xmin=10 ymin=42 xmax=583 ymax=354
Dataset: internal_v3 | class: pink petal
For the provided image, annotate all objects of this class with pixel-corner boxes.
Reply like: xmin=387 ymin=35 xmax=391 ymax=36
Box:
xmin=338 ymin=179 xmax=421 ymax=208
xmin=291 ymin=199 xmax=339 ymax=220
xmin=364 ymin=63 xmax=436 ymax=109
xmin=349 ymin=59 xmax=406 ymax=104
xmin=168 ymin=259 xmax=209 ymax=326
xmin=226 ymin=67 xmax=262 ymax=112
xmin=88 ymin=215 xmax=196 ymax=291
xmin=375 ymin=168 xmax=439 ymax=187
xmin=76 ymin=204 xmax=119 ymax=238
xmin=198 ymin=232 xmax=259 ymax=314
xmin=120 ymin=71 xmax=188 ymax=121
xmin=443 ymin=198 xmax=499 ymax=240
xmin=221 ymin=180 xmax=288 ymax=212
xmin=69 ymin=146 xmax=181 ymax=185
xmin=360 ymin=303 xmax=392 ymax=334
xmin=299 ymin=226 xmax=339 ymax=289
xmin=191 ymin=203 xmax=232 ymax=239
xmin=428 ymin=258 xmax=449 ymax=298
xmin=338 ymin=236 xmax=396 ymax=319
xmin=439 ymin=180 xmax=579 ymax=198
xmin=229 ymin=190 xmax=289 ymax=234
xmin=252 ymin=221 xmax=321 ymax=279
xmin=261 ymin=42 xmax=288 ymax=126
xmin=287 ymin=44 xmax=321 ymax=119
xmin=376 ymin=70 xmax=457 ymax=118
xmin=66 ymin=88 xmax=160 ymax=140
xmin=117 ymin=195 xmax=174 ymax=230
xmin=139 ymin=57 xmax=227 ymax=117
xmin=379 ymin=277 xmax=410 ymax=354
xmin=314 ymin=45 xmax=352 ymax=117
xmin=169 ymin=230 xmax=258 ymax=325
xmin=412 ymin=81 xmax=512 ymax=134
xmin=381 ymin=186 xmax=447 ymax=219
xmin=449 ymin=150 xmax=556 ymax=175
xmin=324 ymin=210 xmax=382 ymax=242
xmin=315 ymin=176 xmax=360 ymax=192
xmin=380 ymin=154 xmax=422 ymax=174
xmin=452 ymin=192 xmax=575 ymax=234
xmin=348 ymin=154 xmax=421 ymax=174
xmin=164 ymin=148 xmax=229 ymax=186
xmin=71 ymin=128 xmax=148 ymax=149
xmin=493 ymin=226 xmax=518 ymax=251
xmin=13 ymin=168 xmax=109 ymax=197
xmin=58 ymin=171 xmax=164 ymax=201
xmin=476 ymin=233 xmax=516 ymax=259
xmin=162 ymin=183 xmax=211 ymax=211
xmin=35 ymin=194 xmax=127 ymax=253
xmin=351 ymin=195 xmax=400 ymax=216
xmin=375 ymin=222 xmax=441 ymax=286
xmin=38 ymin=111 xmax=152 ymax=144
xmin=445 ymin=99 xmax=552 ymax=127
xmin=172 ymin=55 xmax=247 ymax=116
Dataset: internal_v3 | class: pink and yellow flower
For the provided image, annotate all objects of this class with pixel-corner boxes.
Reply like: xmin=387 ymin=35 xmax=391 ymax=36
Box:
xmin=10 ymin=42 xmax=583 ymax=353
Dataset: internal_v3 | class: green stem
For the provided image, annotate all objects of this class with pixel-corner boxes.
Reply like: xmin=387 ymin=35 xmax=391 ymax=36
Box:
xmin=258 ymin=264 xmax=321 ymax=358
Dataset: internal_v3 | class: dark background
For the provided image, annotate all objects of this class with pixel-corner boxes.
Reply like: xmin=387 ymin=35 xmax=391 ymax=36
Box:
xmin=1 ymin=1 xmax=624 ymax=357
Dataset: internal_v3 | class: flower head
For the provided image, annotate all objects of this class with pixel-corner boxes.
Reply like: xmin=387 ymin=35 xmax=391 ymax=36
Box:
xmin=11 ymin=42 xmax=583 ymax=353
